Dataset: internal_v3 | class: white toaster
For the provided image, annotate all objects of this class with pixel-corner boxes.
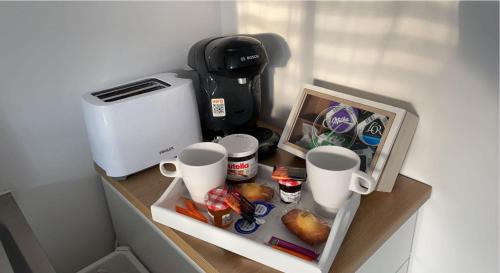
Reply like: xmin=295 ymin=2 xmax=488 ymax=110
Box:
xmin=81 ymin=73 xmax=202 ymax=179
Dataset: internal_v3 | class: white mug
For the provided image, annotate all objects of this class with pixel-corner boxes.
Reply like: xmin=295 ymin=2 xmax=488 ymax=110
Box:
xmin=159 ymin=142 xmax=228 ymax=204
xmin=306 ymin=146 xmax=376 ymax=213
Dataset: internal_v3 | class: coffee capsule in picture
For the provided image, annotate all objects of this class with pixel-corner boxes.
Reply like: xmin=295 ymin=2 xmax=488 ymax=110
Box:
xmin=323 ymin=102 xmax=359 ymax=134
xmin=357 ymin=114 xmax=388 ymax=146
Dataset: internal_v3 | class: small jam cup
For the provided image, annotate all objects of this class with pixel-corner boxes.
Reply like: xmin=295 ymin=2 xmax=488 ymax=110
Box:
xmin=278 ymin=179 xmax=303 ymax=204
xmin=204 ymin=187 xmax=233 ymax=228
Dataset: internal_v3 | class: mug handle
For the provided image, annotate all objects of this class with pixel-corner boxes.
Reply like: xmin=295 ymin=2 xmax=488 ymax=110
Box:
xmin=349 ymin=170 xmax=376 ymax=194
xmin=159 ymin=159 xmax=180 ymax=177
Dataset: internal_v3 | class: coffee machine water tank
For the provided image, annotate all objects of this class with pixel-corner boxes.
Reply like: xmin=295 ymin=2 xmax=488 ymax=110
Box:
xmin=188 ymin=35 xmax=269 ymax=139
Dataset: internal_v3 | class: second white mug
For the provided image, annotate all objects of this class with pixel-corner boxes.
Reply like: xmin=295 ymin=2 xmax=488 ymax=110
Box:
xmin=306 ymin=146 xmax=376 ymax=214
xmin=159 ymin=142 xmax=228 ymax=204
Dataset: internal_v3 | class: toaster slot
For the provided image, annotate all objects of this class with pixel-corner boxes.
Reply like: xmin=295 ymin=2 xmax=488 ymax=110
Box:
xmin=92 ymin=79 xmax=170 ymax=102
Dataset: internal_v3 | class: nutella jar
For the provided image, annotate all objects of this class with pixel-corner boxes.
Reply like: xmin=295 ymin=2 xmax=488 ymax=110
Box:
xmin=219 ymin=134 xmax=259 ymax=185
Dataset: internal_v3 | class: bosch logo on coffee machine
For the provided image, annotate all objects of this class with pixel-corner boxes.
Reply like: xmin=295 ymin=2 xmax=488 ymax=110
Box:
xmin=240 ymin=54 xmax=260 ymax=62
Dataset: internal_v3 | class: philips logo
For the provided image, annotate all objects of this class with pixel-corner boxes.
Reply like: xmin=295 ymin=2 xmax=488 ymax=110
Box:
xmin=159 ymin=146 xmax=174 ymax=155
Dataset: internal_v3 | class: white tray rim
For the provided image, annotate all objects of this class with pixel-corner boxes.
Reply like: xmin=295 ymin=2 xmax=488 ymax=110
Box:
xmin=151 ymin=164 xmax=360 ymax=273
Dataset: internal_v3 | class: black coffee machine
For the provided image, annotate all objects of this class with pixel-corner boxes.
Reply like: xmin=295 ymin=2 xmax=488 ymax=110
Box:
xmin=188 ymin=35 xmax=279 ymax=157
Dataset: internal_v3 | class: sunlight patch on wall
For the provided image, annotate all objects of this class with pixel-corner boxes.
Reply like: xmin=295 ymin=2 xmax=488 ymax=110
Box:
xmin=381 ymin=50 xmax=441 ymax=75
xmin=394 ymin=17 xmax=459 ymax=45
xmin=230 ymin=1 xmax=459 ymax=122
xmin=312 ymin=1 xmax=459 ymax=93
xmin=315 ymin=13 xmax=394 ymax=36
xmin=235 ymin=1 xmax=311 ymax=123
xmin=314 ymin=44 xmax=381 ymax=65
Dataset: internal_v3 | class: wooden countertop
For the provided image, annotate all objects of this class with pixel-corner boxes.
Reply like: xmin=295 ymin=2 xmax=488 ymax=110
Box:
xmin=97 ymin=148 xmax=431 ymax=273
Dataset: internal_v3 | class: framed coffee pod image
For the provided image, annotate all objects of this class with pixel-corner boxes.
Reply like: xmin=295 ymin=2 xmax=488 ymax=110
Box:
xmin=278 ymin=84 xmax=418 ymax=192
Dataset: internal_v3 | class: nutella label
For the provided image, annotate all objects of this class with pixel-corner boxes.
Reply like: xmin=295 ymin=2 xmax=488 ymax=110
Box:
xmin=227 ymin=157 xmax=257 ymax=181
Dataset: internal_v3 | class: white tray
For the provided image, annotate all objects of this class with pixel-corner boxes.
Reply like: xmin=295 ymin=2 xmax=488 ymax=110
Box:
xmin=151 ymin=164 xmax=360 ymax=273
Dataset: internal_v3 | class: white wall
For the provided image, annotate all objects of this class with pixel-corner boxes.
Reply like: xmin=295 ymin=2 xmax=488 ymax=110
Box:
xmin=221 ymin=2 xmax=499 ymax=273
xmin=0 ymin=2 xmax=221 ymax=272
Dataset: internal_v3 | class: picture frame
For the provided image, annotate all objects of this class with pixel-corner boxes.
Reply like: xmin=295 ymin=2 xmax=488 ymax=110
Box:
xmin=278 ymin=84 xmax=417 ymax=191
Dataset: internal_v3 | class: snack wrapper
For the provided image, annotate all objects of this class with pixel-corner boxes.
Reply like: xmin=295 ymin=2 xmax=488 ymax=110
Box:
xmin=272 ymin=165 xmax=307 ymax=181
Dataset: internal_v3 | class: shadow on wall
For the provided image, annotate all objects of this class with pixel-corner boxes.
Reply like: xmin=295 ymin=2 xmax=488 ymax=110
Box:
xmin=251 ymin=33 xmax=291 ymax=120
xmin=0 ymin=108 xmax=38 ymax=192
xmin=230 ymin=1 xmax=460 ymax=126
xmin=457 ymin=1 xmax=499 ymax=85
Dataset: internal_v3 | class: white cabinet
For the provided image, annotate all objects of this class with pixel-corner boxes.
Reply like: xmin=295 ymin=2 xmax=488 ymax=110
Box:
xmin=356 ymin=214 xmax=417 ymax=273
xmin=102 ymin=180 xmax=203 ymax=273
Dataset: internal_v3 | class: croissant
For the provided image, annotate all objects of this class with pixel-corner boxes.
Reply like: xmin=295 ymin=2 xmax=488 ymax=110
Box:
xmin=281 ymin=209 xmax=331 ymax=245
xmin=236 ymin=183 xmax=274 ymax=202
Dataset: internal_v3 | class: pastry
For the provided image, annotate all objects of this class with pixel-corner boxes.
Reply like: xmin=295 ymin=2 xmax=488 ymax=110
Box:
xmin=236 ymin=183 xmax=274 ymax=202
xmin=281 ymin=209 xmax=331 ymax=245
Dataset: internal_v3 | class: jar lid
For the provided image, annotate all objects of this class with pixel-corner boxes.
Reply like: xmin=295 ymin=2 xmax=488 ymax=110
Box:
xmin=278 ymin=179 xmax=302 ymax=187
xmin=219 ymin=134 xmax=259 ymax=158
xmin=205 ymin=187 xmax=229 ymax=211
